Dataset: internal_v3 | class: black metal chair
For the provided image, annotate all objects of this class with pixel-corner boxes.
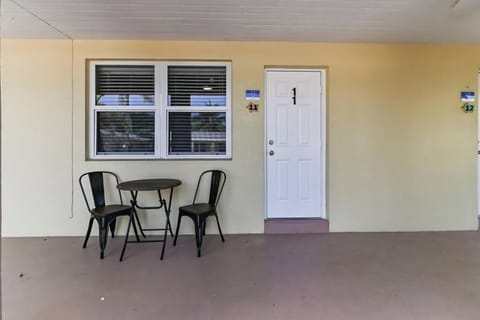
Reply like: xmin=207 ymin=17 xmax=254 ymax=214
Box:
xmin=79 ymin=171 xmax=140 ymax=259
xmin=173 ymin=170 xmax=227 ymax=257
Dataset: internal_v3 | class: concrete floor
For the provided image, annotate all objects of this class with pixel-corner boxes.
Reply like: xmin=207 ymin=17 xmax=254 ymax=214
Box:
xmin=3 ymin=232 xmax=480 ymax=320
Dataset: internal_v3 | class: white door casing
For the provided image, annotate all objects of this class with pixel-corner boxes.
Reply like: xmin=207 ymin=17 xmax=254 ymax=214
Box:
xmin=265 ymin=69 xmax=326 ymax=219
xmin=478 ymin=73 xmax=480 ymax=216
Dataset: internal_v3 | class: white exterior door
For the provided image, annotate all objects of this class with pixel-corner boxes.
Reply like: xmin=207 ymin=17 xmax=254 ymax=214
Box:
xmin=266 ymin=70 xmax=325 ymax=219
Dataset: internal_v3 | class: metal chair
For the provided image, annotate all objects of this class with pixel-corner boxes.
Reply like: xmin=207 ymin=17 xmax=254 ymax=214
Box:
xmin=173 ymin=170 xmax=226 ymax=257
xmin=79 ymin=171 xmax=140 ymax=259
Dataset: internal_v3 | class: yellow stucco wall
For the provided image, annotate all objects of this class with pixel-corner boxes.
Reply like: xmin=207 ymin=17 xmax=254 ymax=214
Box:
xmin=2 ymin=39 xmax=479 ymax=236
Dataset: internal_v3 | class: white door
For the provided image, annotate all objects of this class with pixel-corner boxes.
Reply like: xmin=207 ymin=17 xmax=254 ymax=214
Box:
xmin=266 ymin=70 xmax=325 ymax=219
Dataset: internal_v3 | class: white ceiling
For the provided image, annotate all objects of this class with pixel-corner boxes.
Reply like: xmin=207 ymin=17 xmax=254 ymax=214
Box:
xmin=2 ymin=0 xmax=480 ymax=43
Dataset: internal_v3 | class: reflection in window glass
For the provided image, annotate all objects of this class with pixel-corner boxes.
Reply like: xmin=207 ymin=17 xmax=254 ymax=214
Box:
xmin=168 ymin=112 xmax=226 ymax=155
xmin=96 ymin=112 xmax=155 ymax=155
xmin=97 ymin=95 xmax=154 ymax=106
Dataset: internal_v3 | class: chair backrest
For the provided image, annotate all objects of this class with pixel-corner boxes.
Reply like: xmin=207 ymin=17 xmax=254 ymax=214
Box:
xmin=79 ymin=171 xmax=124 ymax=212
xmin=193 ymin=170 xmax=227 ymax=207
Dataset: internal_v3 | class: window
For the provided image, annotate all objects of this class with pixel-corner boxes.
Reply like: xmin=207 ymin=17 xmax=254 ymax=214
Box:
xmin=89 ymin=61 xmax=231 ymax=159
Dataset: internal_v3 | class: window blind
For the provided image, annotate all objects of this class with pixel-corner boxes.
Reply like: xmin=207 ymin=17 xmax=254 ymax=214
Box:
xmin=168 ymin=66 xmax=226 ymax=107
xmin=96 ymin=111 xmax=155 ymax=155
xmin=96 ymin=65 xmax=155 ymax=106
xmin=168 ymin=112 xmax=226 ymax=155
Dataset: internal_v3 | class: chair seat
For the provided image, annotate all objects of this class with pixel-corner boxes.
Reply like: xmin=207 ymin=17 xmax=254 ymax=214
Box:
xmin=91 ymin=204 xmax=131 ymax=217
xmin=179 ymin=203 xmax=215 ymax=216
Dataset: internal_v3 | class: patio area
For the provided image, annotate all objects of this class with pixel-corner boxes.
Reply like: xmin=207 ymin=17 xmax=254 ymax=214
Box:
xmin=3 ymin=232 xmax=480 ymax=320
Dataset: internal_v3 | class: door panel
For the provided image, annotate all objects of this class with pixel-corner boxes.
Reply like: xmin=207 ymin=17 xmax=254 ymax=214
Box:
xmin=276 ymin=160 xmax=289 ymax=200
xmin=298 ymin=104 xmax=310 ymax=145
xmin=276 ymin=104 xmax=289 ymax=145
xmin=266 ymin=70 xmax=324 ymax=219
xmin=298 ymin=159 xmax=312 ymax=200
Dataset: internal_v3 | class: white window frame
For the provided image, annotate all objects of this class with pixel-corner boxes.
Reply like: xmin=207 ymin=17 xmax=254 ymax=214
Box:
xmin=88 ymin=60 xmax=232 ymax=160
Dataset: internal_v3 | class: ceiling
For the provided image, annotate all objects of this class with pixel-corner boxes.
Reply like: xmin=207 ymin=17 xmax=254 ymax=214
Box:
xmin=2 ymin=0 xmax=480 ymax=43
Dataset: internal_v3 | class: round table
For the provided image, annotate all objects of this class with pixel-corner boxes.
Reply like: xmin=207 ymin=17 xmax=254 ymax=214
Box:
xmin=117 ymin=179 xmax=181 ymax=192
xmin=117 ymin=178 xmax=182 ymax=261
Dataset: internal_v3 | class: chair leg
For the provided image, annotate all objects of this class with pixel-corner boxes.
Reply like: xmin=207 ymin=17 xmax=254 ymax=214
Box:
xmin=83 ymin=217 xmax=94 ymax=248
xmin=194 ymin=217 xmax=202 ymax=257
xmin=109 ymin=219 xmax=117 ymax=238
xmin=200 ymin=218 xmax=207 ymax=246
xmin=99 ymin=220 xmax=108 ymax=259
xmin=173 ymin=214 xmax=182 ymax=246
xmin=214 ymin=213 xmax=225 ymax=242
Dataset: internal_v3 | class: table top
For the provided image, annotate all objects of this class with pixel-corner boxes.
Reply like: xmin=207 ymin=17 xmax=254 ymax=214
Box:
xmin=117 ymin=178 xmax=182 ymax=191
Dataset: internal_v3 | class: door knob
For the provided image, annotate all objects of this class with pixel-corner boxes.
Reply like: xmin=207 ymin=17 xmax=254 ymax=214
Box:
xmin=269 ymin=151 xmax=275 ymax=156
xmin=269 ymin=140 xmax=274 ymax=145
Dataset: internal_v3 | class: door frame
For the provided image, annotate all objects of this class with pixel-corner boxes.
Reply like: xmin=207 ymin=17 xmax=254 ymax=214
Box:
xmin=264 ymin=68 xmax=327 ymax=219
xmin=478 ymin=72 xmax=480 ymax=216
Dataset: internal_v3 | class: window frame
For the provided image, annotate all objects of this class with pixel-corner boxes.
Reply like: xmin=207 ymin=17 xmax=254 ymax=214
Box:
xmin=88 ymin=60 xmax=232 ymax=160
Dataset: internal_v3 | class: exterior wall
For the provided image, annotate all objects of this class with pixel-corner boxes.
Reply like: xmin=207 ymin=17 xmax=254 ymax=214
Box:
xmin=1 ymin=39 xmax=479 ymax=236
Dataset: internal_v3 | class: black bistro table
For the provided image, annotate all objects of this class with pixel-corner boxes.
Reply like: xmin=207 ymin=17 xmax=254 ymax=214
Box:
xmin=117 ymin=178 xmax=182 ymax=261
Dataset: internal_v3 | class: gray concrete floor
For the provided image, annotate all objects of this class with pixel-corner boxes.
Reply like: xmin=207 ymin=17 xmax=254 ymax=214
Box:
xmin=3 ymin=232 xmax=480 ymax=320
